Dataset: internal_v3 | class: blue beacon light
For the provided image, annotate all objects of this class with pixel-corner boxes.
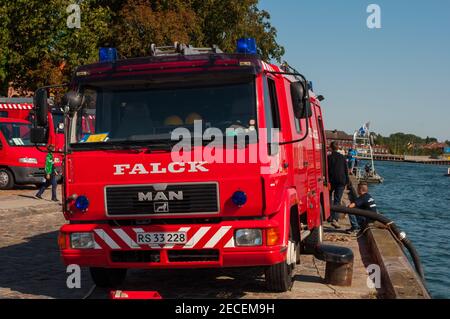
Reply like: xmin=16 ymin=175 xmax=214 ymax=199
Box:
xmin=236 ymin=38 xmax=257 ymax=55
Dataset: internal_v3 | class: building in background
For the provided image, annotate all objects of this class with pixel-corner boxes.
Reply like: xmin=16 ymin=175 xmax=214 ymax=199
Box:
xmin=326 ymin=129 xmax=390 ymax=155
xmin=325 ymin=130 xmax=353 ymax=151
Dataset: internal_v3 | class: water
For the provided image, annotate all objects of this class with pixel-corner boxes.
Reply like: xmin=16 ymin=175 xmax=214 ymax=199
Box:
xmin=364 ymin=161 xmax=450 ymax=299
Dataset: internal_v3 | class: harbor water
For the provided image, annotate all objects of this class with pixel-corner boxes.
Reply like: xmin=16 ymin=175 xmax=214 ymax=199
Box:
xmin=364 ymin=161 xmax=450 ymax=299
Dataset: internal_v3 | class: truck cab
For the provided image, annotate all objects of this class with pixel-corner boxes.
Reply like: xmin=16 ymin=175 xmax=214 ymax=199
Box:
xmin=32 ymin=41 xmax=330 ymax=292
xmin=0 ymin=118 xmax=47 ymax=189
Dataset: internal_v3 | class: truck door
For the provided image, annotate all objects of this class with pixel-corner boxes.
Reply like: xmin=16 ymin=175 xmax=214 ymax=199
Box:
xmin=316 ymin=108 xmax=330 ymax=219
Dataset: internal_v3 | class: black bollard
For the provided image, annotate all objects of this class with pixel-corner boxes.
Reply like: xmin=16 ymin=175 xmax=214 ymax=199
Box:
xmin=314 ymin=244 xmax=354 ymax=287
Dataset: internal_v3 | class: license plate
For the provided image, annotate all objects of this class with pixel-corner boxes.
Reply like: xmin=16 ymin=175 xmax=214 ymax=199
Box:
xmin=136 ymin=232 xmax=187 ymax=245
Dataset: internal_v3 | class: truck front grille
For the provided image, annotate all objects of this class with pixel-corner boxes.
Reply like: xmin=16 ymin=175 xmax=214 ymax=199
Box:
xmin=111 ymin=251 xmax=160 ymax=263
xmin=167 ymin=250 xmax=219 ymax=262
xmin=105 ymin=183 xmax=219 ymax=216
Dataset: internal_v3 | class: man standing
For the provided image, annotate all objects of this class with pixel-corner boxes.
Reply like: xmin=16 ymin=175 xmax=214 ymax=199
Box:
xmin=347 ymin=148 xmax=357 ymax=174
xmin=36 ymin=145 xmax=58 ymax=202
xmin=327 ymin=142 xmax=349 ymax=229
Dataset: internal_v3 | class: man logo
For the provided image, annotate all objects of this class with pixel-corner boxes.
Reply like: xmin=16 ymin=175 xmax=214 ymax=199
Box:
xmin=154 ymin=202 xmax=169 ymax=213
xmin=138 ymin=191 xmax=183 ymax=202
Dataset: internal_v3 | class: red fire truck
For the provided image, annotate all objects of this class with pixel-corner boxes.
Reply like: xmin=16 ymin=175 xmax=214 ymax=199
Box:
xmin=31 ymin=40 xmax=330 ymax=292
xmin=0 ymin=117 xmax=49 ymax=189
xmin=0 ymin=98 xmax=64 ymax=189
xmin=0 ymin=98 xmax=34 ymax=120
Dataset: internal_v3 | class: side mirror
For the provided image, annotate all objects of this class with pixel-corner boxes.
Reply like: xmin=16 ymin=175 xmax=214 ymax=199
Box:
xmin=34 ymin=89 xmax=48 ymax=127
xmin=290 ymin=81 xmax=311 ymax=119
xmin=290 ymin=82 xmax=305 ymax=119
xmin=30 ymin=127 xmax=48 ymax=144
xmin=62 ymin=91 xmax=82 ymax=113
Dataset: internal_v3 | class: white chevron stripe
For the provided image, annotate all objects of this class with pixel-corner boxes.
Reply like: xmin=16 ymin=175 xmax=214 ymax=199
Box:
xmin=94 ymin=229 xmax=120 ymax=249
xmin=183 ymin=227 xmax=211 ymax=249
xmin=224 ymin=237 xmax=235 ymax=248
xmin=94 ymin=241 xmax=101 ymax=250
xmin=113 ymin=228 xmax=140 ymax=249
xmin=163 ymin=227 xmax=191 ymax=249
xmin=204 ymin=226 xmax=231 ymax=248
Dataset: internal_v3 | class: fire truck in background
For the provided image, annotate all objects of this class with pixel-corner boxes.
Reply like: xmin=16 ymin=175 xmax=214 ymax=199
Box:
xmin=0 ymin=97 xmax=64 ymax=189
xmin=31 ymin=39 xmax=330 ymax=292
xmin=0 ymin=98 xmax=34 ymax=120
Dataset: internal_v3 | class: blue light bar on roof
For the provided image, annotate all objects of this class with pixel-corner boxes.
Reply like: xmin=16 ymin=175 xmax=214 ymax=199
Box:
xmin=236 ymin=38 xmax=257 ymax=55
xmin=99 ymin=47 xmax=118 ymax=63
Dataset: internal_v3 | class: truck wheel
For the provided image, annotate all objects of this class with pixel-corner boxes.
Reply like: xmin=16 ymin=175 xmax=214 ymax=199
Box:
xmin=265 ymin=227 xmax=297 ymax=292
xmin=0 ymin=169 xmax=14 ymax=190
xmin=89 ymin=268 xmax=127 ymax=288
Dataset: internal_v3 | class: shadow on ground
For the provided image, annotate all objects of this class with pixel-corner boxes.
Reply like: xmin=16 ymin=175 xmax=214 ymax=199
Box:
xmin=0 ymin=231 xmax=91 ymax=299
xmin=0 ymin=231 xmax=284 ymax=299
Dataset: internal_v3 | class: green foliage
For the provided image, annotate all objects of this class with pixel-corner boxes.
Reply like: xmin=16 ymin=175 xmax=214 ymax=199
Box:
xmin=0 ymin=0 xmax=284 ymax=94
xmin=373 ymin=132 xmax=442 ymax=155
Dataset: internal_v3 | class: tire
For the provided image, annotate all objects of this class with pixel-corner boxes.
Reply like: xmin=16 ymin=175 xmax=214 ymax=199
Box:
xmin=0 ymin=168 xmax=14 ymax=190
xmin=265 ymin=226 xmax=297 ymax=292
xmin=302 ymin=203 xmax=324 ymax=254
xmin=89 ymin=267 xmax=127 ymax=288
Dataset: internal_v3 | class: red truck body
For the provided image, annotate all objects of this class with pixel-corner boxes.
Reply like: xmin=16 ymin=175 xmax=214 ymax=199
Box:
xmin=0 ymin=117 xmax=48 ymax=188
xmin=49 ymin=49 xmax=331 ymax=291
xmin=0 ymin=99 xmax=33 ymax=120
xmin=0 ymin=98 xmax=64 ymax=188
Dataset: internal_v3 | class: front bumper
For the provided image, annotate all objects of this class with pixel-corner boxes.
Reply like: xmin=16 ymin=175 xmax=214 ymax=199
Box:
xmin=9 ymin=166 xmax=46 ymax=184
xmin=60 ymin=220 xmax=286 ymax=269
xmin=9 ymin=166 xmax=63 ymax=185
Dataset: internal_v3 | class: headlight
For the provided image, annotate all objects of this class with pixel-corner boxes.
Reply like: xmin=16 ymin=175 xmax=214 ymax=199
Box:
xmin=71 ymin=233 xmax=95 ymax=249
xmin=19 ymin=157 xmax=38 ymax=164
xmin=235 ymin=229 xmax=262 ymax=247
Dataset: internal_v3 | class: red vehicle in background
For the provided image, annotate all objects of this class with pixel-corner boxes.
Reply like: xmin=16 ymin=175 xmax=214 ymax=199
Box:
xmin=0 ymin=117 xmax=48 ymax=189
xmin=0 ymin=98 xmax=34 ymax=120
xmin=0 ymin=98 xmax=64 ymax=189
xmin=31 ymin=40 xmax=330 ymax=292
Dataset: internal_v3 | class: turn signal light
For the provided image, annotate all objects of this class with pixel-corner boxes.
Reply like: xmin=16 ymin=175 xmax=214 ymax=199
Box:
xmin=58 ymin=232 xmax=67 ymax=250
xmin=266 ymin=228 xmax=280 ymax=246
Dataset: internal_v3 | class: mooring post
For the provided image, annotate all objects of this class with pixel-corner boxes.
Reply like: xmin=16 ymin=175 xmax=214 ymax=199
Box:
xmin=314 ymin=244 xmax=354 ymax=287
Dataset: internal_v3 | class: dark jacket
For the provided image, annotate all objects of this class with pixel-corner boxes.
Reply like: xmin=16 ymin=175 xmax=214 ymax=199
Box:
xmin=328 ymin=151 xmax=349 ymax=186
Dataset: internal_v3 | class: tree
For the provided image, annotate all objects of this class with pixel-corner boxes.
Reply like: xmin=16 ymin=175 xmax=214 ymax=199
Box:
xmin=0 ymin=0 xmax=284 ymax=95
xmin=0 ymin=0 xmax=112 ymax=93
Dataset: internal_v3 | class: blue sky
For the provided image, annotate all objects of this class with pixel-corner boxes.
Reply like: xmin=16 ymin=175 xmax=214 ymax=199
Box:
xmin=258 ymin=0 xmax=450 ymax=141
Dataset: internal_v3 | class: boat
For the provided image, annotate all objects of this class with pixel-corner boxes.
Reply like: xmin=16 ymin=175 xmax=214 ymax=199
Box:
xmin=352 ymin=122 xmax=384 ymax=184
xmin=445 ymin=168 xmax=450 ymax=177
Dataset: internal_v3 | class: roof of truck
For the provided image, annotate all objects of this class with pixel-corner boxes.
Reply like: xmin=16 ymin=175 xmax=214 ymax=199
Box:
xmin=0 ymin=102 xmax=33 ymax=110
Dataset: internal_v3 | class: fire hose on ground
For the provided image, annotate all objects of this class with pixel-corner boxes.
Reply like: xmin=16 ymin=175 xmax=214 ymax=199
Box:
xmin=330 ymin=205 xmax=425 ymax=283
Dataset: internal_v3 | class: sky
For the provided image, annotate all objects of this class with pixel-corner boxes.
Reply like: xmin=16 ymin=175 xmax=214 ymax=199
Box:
xmin=258 ymin=0 xmax=450 ymax=141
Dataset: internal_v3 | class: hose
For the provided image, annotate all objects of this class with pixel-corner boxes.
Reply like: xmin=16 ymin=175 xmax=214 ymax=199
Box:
xmin=330 ymin=204 xmax=426 ymax=282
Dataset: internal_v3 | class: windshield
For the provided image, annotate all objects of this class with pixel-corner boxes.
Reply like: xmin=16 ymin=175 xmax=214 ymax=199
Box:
xmin=0 ymin=122 xmax=33 ymax=146
xmin=70 ymin=77 xmax=257 ymax=147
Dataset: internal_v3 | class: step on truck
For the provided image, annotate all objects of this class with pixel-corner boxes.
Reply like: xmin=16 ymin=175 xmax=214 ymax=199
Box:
xmin=31 ymin=39 xmax=331 ymax=292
